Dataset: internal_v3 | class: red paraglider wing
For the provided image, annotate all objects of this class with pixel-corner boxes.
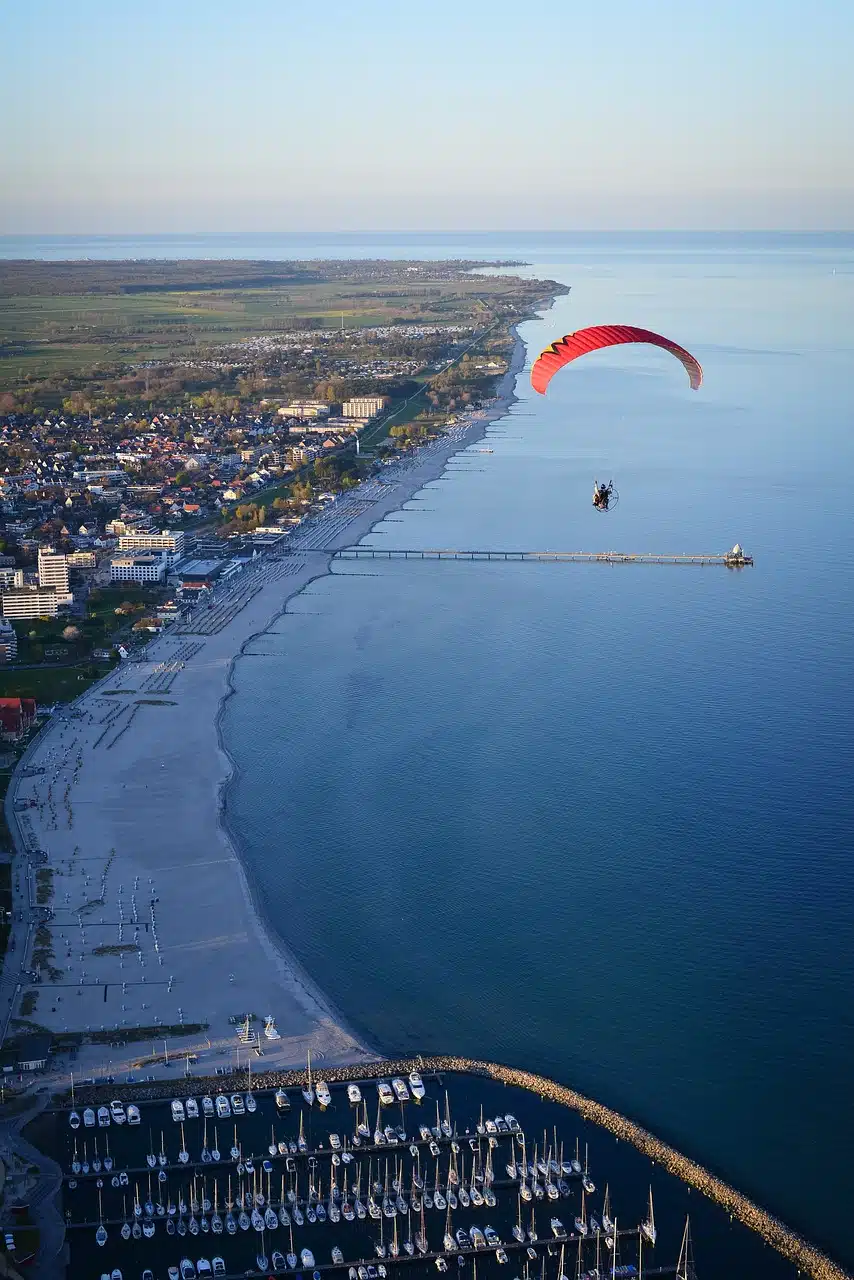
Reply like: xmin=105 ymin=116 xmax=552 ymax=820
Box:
xmin=531 ymin=324 xmax=703 ymax=394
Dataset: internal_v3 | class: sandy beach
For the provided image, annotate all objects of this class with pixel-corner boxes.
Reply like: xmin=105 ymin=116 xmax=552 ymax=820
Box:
xmin=2 ymin=337 xmax=525 ymax=1087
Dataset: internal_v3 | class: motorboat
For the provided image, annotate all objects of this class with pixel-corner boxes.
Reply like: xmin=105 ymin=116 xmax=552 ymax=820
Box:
xmin=347 ymin=1083 xmax=362 ymax=1105
xmin=230 ymin=1094 xmax=245 ymax=1116
xmin=408 ymin=1071 xmax=426 ymax=1100
xmin=97 ymin=1106 xmax=110 ymax=1127
xmin=391 ymin=1078 xmax=410 ymax=1103
xmin=127 ymin=1104 xmax=140 ymax=1125
xmin=316 ymin=1079 xmax=332 ymax=1108
xmin=171 ymin=1099 xmax=186 ymax=1123
xmin=245 ymin=1091 xmax=257 ymax=1113
xmin=550 ymin=1218 xmax=566 ymax=1238
xmin=110 ymin=1100 xmax=126 ymax=1124
xmin=376 ymin=1080 xmax=394 ymax=1106
xmin=215 ymin=1095 xmax=230 ymax=1119
xmin=180 ymin=1262 xmax=196 ymax=1280
xmin=186 ymin=1097 xmax=199 ymax=1119
xmin=69 ymin=1108 xmax=80 ymax=1130
xmin=275 ymin=1088 xmax=290 ymax=1111
xmin=272 ymin=1253 xmax=287 ymax=1273
xmin=83 ymin=1108 xmax=96 ymax=1128
xmin=202 ymin=1096 xmax=215 ymax=1116
xmin=301 ymin=1248 xmax=316 ymax=1268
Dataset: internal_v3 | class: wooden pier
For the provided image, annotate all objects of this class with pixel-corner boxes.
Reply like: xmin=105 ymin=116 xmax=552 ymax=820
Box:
xmin=335 ymin=548 xmax=753 ymax=566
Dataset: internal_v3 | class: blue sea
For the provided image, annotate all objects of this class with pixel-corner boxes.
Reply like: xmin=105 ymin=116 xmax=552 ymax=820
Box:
xmin=9 ymin=232 xmax=854 ymax=1268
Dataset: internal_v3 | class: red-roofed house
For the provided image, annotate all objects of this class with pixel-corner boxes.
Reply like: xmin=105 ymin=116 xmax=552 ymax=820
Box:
xmin=0 ymin=697 xmax=36 ymax=740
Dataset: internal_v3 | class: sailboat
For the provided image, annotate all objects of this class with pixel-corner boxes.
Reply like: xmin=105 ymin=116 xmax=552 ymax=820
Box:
xmin=641 ymin=1187 xmax=656 ymax=1246
xmin=519 ymin=1133 xmax=532 ymax=1202
xmin=676 ymin=1216 xmax=693 ymax=1280
xmin=287 ymin=1224 xmax=298 ymax=1270
xmin=257 ymin=1228 xmax=269 ymax=1273
xmin=278 ymin=1174 xmax=291 ymax=1226
xmin=434 ymin=1158 xmax=447 ymax=1210
xmin=212 ymin=1182 xmax=223 ymax=1234
xmin=441 ymin=1091 xmax=452 ymax=1139
xmin=69 ymin=1072 xmax=80 ymax=1130
xmin=178 ymin=1122 xmax=189 ymax=1164
xmin=443 ymin=1201 xmax=456 ymax=1252
xmin=225 ymin=1176 xmax=237 ymax=1234
xmin=574 ymin=1186 xmax=588 ymax=1236
xmin=415 ymin=1200 xmax=428 ymax=1254
xmin=581 ymin=1142 xmax=595 ymax=1194
xmin=302 ymin=1049 xmax=315 ymax=1106
xmin=458 ymin=1154 xmax=470 ymax=1209
xmin=390 ymin=1214 xmax=400 ymax=1258
xmin=602 ymin=1184 xmax=615 ymax=1246
xmin=95 ymin=1188 xmax=108 ymax=1246
xmin=512 ymin=1195 xmax=525 ymax=1243
xmin=404 ymin=1206 xmax=415 ymax=1255
xmin=246 ymin=1056 xmax=257 ymax=1113
xmin=211 ymin=1126 xmax=221 ymax=1162
xmin=266 ymin=1171 xmax=279 ymax=1231
xmin=297 ymin=1112 xmax=308 ymax=1154
xmin=200 ymin=1118 xmax=211 ymax=1162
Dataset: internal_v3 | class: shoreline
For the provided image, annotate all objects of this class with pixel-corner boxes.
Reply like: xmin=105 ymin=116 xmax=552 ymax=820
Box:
xmin=214 ymin=326 xmax=528 ymax=1058
xmin=1 ymin=328 xmax=527 ymax=1087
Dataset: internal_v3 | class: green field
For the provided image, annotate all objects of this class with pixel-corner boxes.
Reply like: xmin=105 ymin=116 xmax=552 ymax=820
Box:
xmin=0 ymin=260 xmax=556 ymax=391
xmin=0 ymin=664 xmax=112 ymax=703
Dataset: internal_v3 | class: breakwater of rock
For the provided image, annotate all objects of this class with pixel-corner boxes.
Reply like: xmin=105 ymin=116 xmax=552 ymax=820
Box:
xmin=66 ymin=1053 xmax=850 ymax=1280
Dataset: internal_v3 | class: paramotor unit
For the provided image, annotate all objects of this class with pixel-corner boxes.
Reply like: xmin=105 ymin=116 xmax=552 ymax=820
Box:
xmin=592 ymin=480 xmax=618 ymax=512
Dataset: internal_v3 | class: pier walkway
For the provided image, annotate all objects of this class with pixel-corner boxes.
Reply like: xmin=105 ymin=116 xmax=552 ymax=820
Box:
xmin=334 ymin=548 xmax=753 ymax=566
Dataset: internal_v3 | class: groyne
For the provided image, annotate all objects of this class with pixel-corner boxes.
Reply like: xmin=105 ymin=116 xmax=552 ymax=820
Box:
xmin=63 ymin=1052 xmax=850 ymax=1280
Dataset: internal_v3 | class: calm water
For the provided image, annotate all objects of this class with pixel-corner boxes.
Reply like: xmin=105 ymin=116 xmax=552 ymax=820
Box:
xmin=220 ymin=234 xmax=854 ymax=1269
xmin=11 ymin=232 xmax=854 ymax=1266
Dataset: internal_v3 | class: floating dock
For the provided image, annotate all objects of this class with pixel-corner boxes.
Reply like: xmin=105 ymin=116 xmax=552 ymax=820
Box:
xmin=335 ymin=548 xmax=753 ymax=566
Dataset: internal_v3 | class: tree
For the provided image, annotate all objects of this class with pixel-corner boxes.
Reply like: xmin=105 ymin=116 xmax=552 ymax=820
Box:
xmin=62 ymin=625 xmax=82 ymax=641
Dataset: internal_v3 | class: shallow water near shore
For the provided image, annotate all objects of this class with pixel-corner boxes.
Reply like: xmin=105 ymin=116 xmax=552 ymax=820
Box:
xmin=215 ymin=234 xmax=854 ymax=1269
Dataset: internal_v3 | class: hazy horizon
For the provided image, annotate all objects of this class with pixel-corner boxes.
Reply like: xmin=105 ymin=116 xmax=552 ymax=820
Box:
xmin=2 ymin=0 xmax=852 ymax=235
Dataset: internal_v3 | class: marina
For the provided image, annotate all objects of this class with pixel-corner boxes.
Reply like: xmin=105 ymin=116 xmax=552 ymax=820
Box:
xmin=32 ymin=1065 xmax=817 ymax=1280
xmin=54 ymin=1070 xmax=695 ymax=1280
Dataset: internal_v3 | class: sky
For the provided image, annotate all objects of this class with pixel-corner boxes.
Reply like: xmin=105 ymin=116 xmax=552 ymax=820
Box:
xmin=2 ymin=0 xmax=852 ymax=234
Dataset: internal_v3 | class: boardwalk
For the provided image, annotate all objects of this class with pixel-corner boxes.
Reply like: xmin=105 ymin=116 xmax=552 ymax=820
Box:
xmin=335 ymin=548 xmax=754 ymax=566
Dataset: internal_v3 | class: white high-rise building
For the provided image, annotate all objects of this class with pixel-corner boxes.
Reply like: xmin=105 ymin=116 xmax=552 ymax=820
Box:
xmin=342 ymin=396 xmax=389 ymax=419
xmin=1 ymin=589 xmax=71 ymax=619
xmin=37 ymin=547 xmax=70 ymax=592
xmin=110 ymin=553 xmax=168 ymax=584
xmin=117 ymin=529 xmax=185 ymax=565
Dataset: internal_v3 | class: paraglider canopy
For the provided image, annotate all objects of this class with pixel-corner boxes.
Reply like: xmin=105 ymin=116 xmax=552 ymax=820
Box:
xmin=531 ymin=324 xmax=703 ymax=395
